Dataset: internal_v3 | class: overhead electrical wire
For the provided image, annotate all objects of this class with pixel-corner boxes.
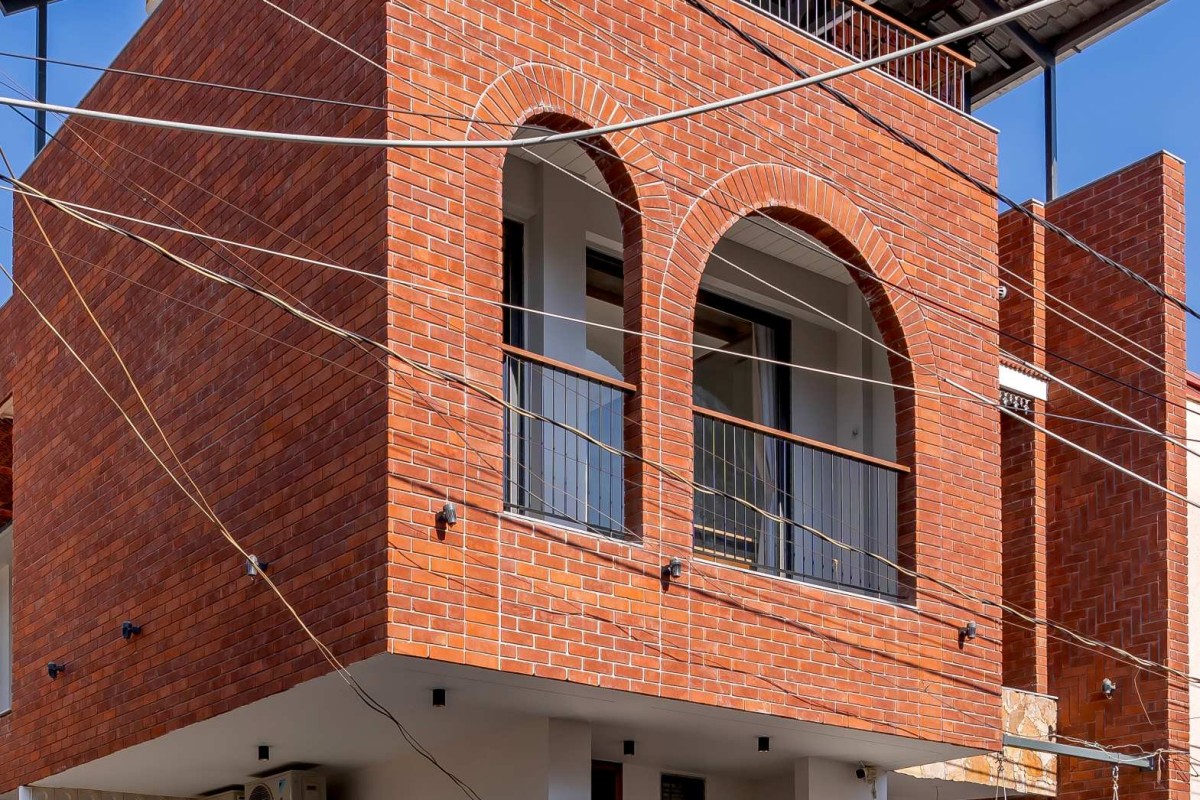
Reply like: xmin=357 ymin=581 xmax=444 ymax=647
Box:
xmin=530 ymin=0 xmax=1193 ymax=436
xmin=2 ymin=0 xmax=1179 ymax=411
xmin=430 ymin=0 xmax=1198 ymax=438
xmin=2 ymin=25 xmax=1180 ymax=786
xmin=7 ymin=177 xmax=1157 ymax=774
xmin=0 ymin=0 xmax=1065 ymax=150
xmin=0 ymin=47 xmax=508 ymax=124
xmin=7 ymin=189 xmax=1170 ymax=765
xmin=0 ymin=253 xmax=484 ymax=800
xmin=9 ymin=171 xmax=1199 ymax=470
xmin=7 ymin=163 xmax=1193 ymax=779
xmin=0 ymin=0 xmax=1179 ymax=415
xmin=12 ymin=171 xmax=1200 ymax=696
xmin=678 ymin=0 xmax=1200 ymax=328
xmin=129 ymin=4 xmax=1200 ymax=681
xmin=7 ymin=0 xmax=1190 ymax=753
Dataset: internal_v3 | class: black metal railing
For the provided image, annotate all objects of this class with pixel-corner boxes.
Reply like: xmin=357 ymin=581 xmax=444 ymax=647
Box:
xmin=693 ymin=408 xmax=904 ymax=598
xmin=742 ymin=0 xmax=973 ymax=110
xmin=503 ymin=347 xmax=630 ymax=539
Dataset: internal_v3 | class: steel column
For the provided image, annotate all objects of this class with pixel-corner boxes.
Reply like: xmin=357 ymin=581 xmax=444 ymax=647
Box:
xmin=1044 ymin=61 xmax=1058 ymax=200
xmin=33 ymin=0 xmax=46 ymax=152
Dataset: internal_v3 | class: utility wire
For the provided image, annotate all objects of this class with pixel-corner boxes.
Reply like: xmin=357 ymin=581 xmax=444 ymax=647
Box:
xmin=11 ymin=0 xmax=1180 ymax=429
xmin=0 ymin=47 xmax=510 ymax=125
xmin=14 ymin=0 xmax=1195 ymax=714
xmin=0 ymin=0 xmax=1065 ymax=150
xmin=6 ymin=1 xmax=1171 ymax=389
xmin=15 ymin=176 xmax=1200 ymax=694
xmin=0 ymin=254 xmax=484 ymax=800
xmin=523 ymin=0 xmax=1195 ymax=428
xmin=11 ymin=173 xmax=1199 ymax=470
xmin=679 ymin=0 xmax=1200 ymax=326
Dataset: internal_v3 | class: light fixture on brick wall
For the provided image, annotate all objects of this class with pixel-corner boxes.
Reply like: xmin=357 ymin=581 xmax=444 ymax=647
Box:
xmin=1101 ymin=678 xmax=1117 ymax=699
xmin=246 ymin=555 xmax=268 ymax=577
xmin=47 ymin=662 xmax=64 ymax=680
xmin=958 ymin=621 xmax=977 ymax=646
xmin=121 ymin=621 xmax=142 ymax=640
xmin=661 ymin=558 xmax=682 ymax=581
xmin=432 ymin=688 xmax=447 ymax=707
xmin=757 ymin=736 xmax=770 ymax=753
xmin=437 ymin=502 xmax=458 ymax=526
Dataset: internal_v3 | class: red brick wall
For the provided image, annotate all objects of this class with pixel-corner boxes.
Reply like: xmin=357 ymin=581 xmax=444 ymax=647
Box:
xmin=382 ymin=0 xmax=1005 ymax=754
xmin=1000 ymin=409 xmax=1048 ymax=694
xmin=997 ymin=206 xmax=1049 ymax=694
xmin=0 ymin=0 xmax=1013 ymax=789
xmin=1044 ymin=153 xmax=1189 ymax=799
xmin=0 ymin=0 xmax=391 ymax=790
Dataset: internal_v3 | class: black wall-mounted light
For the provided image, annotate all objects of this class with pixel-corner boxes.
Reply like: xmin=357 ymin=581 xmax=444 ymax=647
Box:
xmin=623 ymin=740 xmax=635 ymax=757
xmin=958 ymin=621 xmax=977 ymax=645
xmin=246 ymin=555 xmax=268 ymax=577
xmin=258 ymin=745 xmax=271 ymax=762
xmin=661 ymin=557 xmax=682 ymax=581
xmin=437 ymin=503 xmax=458 ymax=526
xmin=432 ymin=688 xmax=447 ymax=708
xmin=1101 ymin=678 xmax=1117 ymax=699
xmin=47 ymin=661 xmax=64 ymax=679
xmin=121 ymin=621 xmax=142 ymax=640
xmin=757 ymin=736 xmax=770 ymax=753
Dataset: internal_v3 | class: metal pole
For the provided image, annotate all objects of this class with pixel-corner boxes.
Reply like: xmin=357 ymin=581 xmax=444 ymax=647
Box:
xmin=1044 ymin=60 xmax=1058 ymax=201
xmin=34 ymin=0 xmax=47 ymax=153
xmin=1003 ymin=735 xmax=1156 ymax=771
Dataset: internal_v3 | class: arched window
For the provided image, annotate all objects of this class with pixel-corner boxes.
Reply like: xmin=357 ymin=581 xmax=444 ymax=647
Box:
xmin=498 ymin=126 xmax=639 ymax=541
xmin=691 ymin=214 xmax=905 ymax=598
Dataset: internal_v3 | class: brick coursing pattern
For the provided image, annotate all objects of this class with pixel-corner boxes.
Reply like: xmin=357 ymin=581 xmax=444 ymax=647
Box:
xmin=386 ymin=0 xmax=1004 ymax=762
xmin=1042 ymin=153 xmax=1189 ymax=800
xmin=0 ymin=0 xmax=391 ymax=789
xmin=997 ymin=204 xmax=1049 ymax=695
xmin=0 ymin=0 xmax=1017 ymax=789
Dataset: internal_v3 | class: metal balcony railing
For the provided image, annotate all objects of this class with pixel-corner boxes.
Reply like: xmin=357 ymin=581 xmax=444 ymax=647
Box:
xmin=693 ymin=407 xmax=906 ymax=598
xmin=742 ymin=0 xmax=974 ymax=110
xmin=503 ymin=346 xmax=631 ymax=539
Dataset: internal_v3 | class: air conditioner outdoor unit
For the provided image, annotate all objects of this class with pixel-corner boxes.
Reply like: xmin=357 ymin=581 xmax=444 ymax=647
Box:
xmin=243 ymin=773 xmax=326 ymax=800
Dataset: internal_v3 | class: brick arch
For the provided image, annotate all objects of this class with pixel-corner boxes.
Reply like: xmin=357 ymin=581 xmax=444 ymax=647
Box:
xmin=666 ymin=163 xmax=936 ymax=383
xmin=459 ymin=63 xmax=676 ymax=533
xmin=662 ymin=163 xmax=945 ymax=591
xmin=467 ymin=62 xmax=671 ymax=258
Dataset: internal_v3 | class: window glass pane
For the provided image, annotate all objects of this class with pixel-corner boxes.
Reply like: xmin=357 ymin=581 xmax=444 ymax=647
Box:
xmin=502 ymin=219 xmax=525 ymax=347
xmin=585 ymin=250 xmax=624 ymax=378
xmin=692 ymin=296 xmax=785 ymax=428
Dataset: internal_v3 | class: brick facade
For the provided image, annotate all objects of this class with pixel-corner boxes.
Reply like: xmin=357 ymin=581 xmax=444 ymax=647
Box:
xmin=0 ymin=0 xmax=391 ymax=788
xmin=998 ymin=204 xmax=1049 ymax=696
xmin=1015 ymin=154 xmax=1188 ymax=800
xmin=0 ymin=0 xmax=1051 ymax=791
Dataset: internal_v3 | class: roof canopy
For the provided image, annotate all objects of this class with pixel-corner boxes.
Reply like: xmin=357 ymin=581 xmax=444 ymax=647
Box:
xmin=0 ymin=0 xmax=63 ymax=16
xmin=874 ymin=0 xmax=1169 ymax=105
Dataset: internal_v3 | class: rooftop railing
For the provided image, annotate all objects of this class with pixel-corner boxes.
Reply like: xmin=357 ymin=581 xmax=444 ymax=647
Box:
xmin=742 ymin=0 xmax=974 ymax=111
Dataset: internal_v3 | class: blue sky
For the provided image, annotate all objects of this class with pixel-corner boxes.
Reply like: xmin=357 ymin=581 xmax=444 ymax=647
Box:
xmin=0 ymin=0 xmax=1194 ymax=365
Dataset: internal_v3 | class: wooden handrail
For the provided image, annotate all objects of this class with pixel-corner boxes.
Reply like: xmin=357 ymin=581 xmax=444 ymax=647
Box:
xmin=501 ymin=345 xmax=637 ymax=393
xmin=841 ymin=0 xmax=977 ymax=69
xmin=693 ymin=405 xmax=910 ymax=474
